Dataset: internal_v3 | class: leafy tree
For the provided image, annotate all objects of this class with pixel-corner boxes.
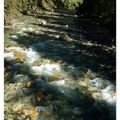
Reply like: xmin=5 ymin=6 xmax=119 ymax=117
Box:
xmin=77 ymin=0 xmax=116 ymax=33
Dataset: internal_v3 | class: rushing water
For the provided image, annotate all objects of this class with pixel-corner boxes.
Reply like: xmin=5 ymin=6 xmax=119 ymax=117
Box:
xmin=4 ymin=9 xmax=116 ymax=120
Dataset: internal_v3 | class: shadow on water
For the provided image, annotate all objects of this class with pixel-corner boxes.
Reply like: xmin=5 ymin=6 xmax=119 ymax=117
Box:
xmin=4 ymin=58 xmax=116 ymax=120
xmin=10 ymin=28 xmax=116 ymax=82
xmin=34 ymin=10 xmax=115 ymax=46
xmin=5 ymin=9 xmax=116 ymax=120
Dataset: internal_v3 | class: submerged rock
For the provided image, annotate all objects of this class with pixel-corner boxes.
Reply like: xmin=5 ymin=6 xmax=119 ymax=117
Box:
xmin=13 ymin=74 xmax=30 ymax=83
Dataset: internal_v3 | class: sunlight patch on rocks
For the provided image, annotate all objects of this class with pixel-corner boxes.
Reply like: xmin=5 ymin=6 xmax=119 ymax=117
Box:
xmin=13 ymin=50 xmax=27 ymax=62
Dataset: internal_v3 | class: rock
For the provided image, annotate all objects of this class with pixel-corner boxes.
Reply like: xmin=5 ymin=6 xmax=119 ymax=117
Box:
xmin=14 ymin=50 xmax=26 ymax=62
xmin=91 ymin=92 xmax=102 ymax=100
xmin=15 ymin=88 xmax=26 ymax=97
xmin=13 ymin=103 xmax=25 ymax=112
xmin=24 ymin=81 xmax=34 ymax=88
xmin=13 ymin=74 xmax=30 ymax=83
xmin=35 ymin=91 xmax=45 ymax=102
xmin=13 ymin=63 xmax=31 ymax=75
xmin=22 ymin=88 xmax=33 ymax=95
xmin=5 ymin=67 xmax=12 ymax=79
xmin=87 ymin=86 xmax=97 ymax=92
xmin=78 ymin=81 xmax=88 ymax=88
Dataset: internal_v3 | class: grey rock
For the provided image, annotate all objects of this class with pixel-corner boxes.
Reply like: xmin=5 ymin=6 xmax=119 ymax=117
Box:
xmin=13 ymin=74 xmax=30 ymax=83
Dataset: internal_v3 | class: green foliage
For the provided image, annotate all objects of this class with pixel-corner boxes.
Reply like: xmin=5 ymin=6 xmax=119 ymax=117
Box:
xmin=4 ymin=0 xmax=58 ymax=25
xmin=40 ymin=0 xmax=56 ymax=11
xmin=4 ymin=0 xmax=17 ymax=24
xmin=77 ymin=0 xmax=116 ymax=33
xmin=4 ymin=0 xmax=84 ymax=24
xmin=61 ymin=0 xmax=83 ymax=9
xmin=4 ymin=0 xmax=39 ymax=24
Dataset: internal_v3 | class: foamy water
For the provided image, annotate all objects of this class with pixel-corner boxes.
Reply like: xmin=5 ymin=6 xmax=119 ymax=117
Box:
xmin=4 ymin=46 xmax=116 ymax=107
xmin=31 ymin=64 xmax=61 ymax=76
xmin=25 ymin=48 xmax=40 ymax=65
xmin=4 ymin=46 xmax=40 ymax=65
xmin=4 ymin=52 xmax=15 ymax=60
